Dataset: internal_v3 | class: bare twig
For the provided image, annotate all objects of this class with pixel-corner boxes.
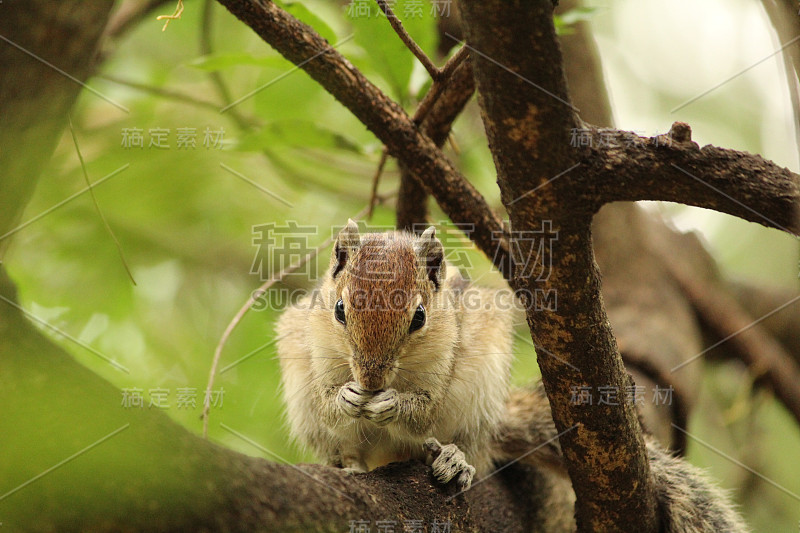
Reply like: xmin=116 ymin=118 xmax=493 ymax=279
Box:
xmin=67 ymin=116 xmax=136 ymax=285
xmin=374 ymin=0 xmax=440 ymax=80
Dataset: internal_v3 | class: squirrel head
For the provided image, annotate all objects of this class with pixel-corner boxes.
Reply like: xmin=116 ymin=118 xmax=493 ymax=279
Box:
xmin=328 ymin=219 xmax=446 ymax=391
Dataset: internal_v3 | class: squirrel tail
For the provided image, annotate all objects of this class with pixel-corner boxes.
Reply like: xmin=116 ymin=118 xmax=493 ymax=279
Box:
xmin=492 ymin=385 xmax=750 ymax=533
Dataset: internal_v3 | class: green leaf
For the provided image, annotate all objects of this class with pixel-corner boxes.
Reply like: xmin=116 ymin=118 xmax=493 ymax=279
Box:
xmin=348 ymin=0 xmax=436 ymax=101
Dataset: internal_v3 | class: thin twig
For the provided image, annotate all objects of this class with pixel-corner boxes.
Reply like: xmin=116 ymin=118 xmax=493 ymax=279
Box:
xmin=374 ymin=0 xmax=440 ymax=80
xmin=202 ymin=204 xmax=373 ymax=438
xmin=367 ymin=148 xmax=389 ymax=219
xmin=67 ymin=116 xmax=136 ymax=285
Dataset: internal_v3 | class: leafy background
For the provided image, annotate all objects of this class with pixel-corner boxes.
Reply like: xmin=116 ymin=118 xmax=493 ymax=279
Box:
xmin=2 ymin=0 xmax=798 ymax=530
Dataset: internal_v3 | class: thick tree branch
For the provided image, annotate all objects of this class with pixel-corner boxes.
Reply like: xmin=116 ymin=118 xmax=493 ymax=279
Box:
xmin=456 ymin=0 xmax=658 ymax=530
xmin=555 ymin=0 xmax=699 ymax=453
xmin=593 ymin=205 xmax=700 ymax=454
xmin=579 ymin=123 xmax=800 ymax=235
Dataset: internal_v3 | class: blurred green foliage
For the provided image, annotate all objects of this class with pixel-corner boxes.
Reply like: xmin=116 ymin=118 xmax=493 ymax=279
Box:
xmin=2 ymin=0 xmax=798 ymax=530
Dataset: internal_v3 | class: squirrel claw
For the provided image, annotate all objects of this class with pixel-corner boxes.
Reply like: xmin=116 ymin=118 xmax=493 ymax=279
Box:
xmin=423 ymin=437 xmax=442 ymax=460
xmin=337 ymin=382 xmax=373 ymax=418
xmin=362 ymin=389 xmax=398 ymax=426
xmin=455 ymin=466 xmax=476 ymax=491
xmin=424 ymin=438 xmax=475 ymax=490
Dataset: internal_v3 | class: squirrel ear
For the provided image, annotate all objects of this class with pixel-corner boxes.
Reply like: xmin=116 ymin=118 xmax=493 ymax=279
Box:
xmin=332 ymin=219 xmax=360 ymax=279
xmin=415 ymin=226 xmax=445 ymax=290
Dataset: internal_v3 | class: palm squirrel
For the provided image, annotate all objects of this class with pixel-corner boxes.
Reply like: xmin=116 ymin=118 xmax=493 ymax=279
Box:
xmin=276 ymin=221 xmax=749 ymax=532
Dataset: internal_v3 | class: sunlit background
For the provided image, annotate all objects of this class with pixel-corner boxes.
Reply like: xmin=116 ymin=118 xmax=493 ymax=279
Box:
xmin=3 ymin=0 xmax=798 ymax=529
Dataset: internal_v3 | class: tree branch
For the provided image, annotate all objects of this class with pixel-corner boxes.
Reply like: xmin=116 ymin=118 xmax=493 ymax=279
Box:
xmin=455 ymin=0 xmax=658 ymax=530
xmin=729 ymin=281 xmax=800 ymax=366
xmin=555 ymin=0 xmax=699 ymax=454
xmin=215 ymin=0 xmax=510 ymax=276
xmin=0 ymin=1 xmax=116 ymax=260
xmin=580 ymin=123 xmax=800 ymax=235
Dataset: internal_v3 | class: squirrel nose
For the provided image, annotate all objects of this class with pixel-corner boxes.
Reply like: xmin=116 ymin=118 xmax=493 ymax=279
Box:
xmin=358 ymin=376 xmax=384 ymax=392
xmin=352 ymin=357 xmax=393 ymax=391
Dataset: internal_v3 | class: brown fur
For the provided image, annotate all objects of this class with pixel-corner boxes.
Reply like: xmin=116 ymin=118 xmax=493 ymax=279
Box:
xmin=277 ymin=222 xmax=514 ymax=482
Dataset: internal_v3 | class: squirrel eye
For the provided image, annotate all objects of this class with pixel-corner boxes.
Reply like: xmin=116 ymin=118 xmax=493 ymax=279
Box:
xmin=409 ymin=304 xmax=426 ymax=333
xmin=334 ymin=298 xmax=346 ymax=325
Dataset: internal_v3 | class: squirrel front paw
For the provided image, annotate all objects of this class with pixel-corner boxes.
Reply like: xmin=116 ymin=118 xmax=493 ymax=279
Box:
xmin=424 ymin=438 xmax=476 ymax=491
xmin=362 ymin=389 xmax=398 ymax=426
xmin=336 ymin=382 xmax=374 ymax=419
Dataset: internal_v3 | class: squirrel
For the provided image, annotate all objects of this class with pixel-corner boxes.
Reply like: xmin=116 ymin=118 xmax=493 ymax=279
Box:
xmin=276 ymin=221 xmax=749 ymax=532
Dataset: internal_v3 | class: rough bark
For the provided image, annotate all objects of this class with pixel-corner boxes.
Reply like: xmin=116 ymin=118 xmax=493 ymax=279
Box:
xmin=455 ymin=2 xmax=658 ymax=529
xmin=579 ymin=124 xmax=800 ymax=234
xmin=556 ymin=0 xmax=699 ymax=452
